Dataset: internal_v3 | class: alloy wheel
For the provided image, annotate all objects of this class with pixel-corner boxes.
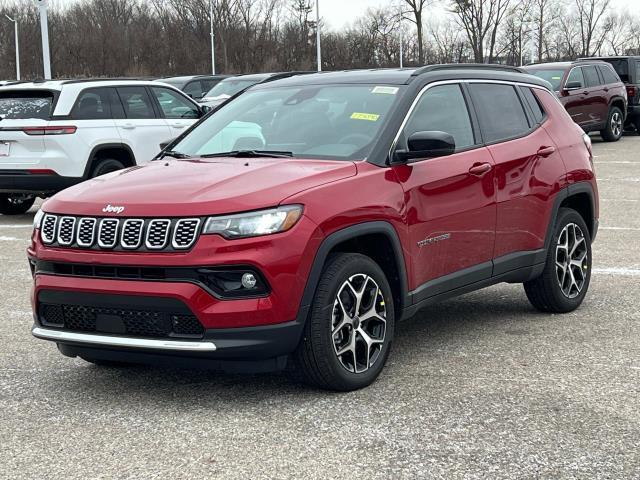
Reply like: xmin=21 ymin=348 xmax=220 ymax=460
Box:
xmin=555 ymin=223 xmax=588 ymax=298
xmin=331 ymin=274 xmax=387 ymax=374
xmin=7 ymin=194 xmax=34 ymax=207
xmin=611 ymin=111 xmax=623 ymax=138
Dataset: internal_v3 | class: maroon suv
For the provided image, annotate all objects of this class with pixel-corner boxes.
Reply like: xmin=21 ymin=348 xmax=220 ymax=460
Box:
xmin=524 ymin=60 xmax=627 ymax=141
xmin=29 ymin=65 xmax=598 ymax=391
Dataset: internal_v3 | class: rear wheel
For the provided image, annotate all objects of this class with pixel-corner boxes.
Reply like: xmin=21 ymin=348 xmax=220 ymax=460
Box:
xmin=294 ymin=253 xmax=395 ymax=391
xmin=0 ymin=193 xmax=36 ymax=215
xmin=524 ymin=208 xmax=592 ymax=313
xmin=600 ymin=106 xmax=624 ymax=142
xmin=91 ymin=158 xmax=125 ymax=178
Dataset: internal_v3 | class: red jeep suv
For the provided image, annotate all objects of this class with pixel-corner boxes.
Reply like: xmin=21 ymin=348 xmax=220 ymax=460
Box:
xmin=523 ymin=60 xmax=627 ymax=141
xmin=28 ymin=65 xmax=599 ymax=391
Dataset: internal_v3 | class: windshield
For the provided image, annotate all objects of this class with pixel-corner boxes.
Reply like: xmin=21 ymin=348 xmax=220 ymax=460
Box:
xmin=204 ymin=78 xmax=263 ymax=98
xmin=173 ymin=84 xmax=402 ymax=160
xmin=0 ymin=92 xmax=54 ymax=120
xmin=526 ymin=69 xmax=565 ymax=91
xmin=162 ymin=79 xmax=187 ymax=89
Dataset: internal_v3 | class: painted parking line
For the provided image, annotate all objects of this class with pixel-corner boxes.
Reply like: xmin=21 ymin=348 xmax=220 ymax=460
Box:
xmin=0 ymin=224 xmax=32 ymax=229
xmin=593 ymin=268 xmax=640 ymax=276
xmin=597 ymin=178 xmax=640 ymax=182
xmin=599 ymin=227 xmax=640 ymax=231
xmin=0 ymin=236 xmax=20 ymax=241
xmin=600 ymin=198 xmax=639 ymax=202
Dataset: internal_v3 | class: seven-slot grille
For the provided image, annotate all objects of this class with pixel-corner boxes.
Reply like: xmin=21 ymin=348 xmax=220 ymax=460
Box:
xmin=39 ymin=215 xmax=202 ymax=252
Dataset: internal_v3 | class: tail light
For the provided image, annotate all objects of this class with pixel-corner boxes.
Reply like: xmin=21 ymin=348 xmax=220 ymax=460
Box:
xmin=22 ymin=126 xmax=77 ymax=136
xmin=583 ymin=133 xmax=594 ymax=168
xmin=627 ymin=85 xmax=637 ymax=98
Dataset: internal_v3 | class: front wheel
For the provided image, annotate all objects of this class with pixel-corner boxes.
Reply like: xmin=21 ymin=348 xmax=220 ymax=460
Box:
xmin=0 ymin=193 xmax=36 ymax=215
xmin=601 ymin=107 xmax=624 ymax=142
xmin=91 ymin=158 xmax=125 ymax=178
xmin=524 ymin=208 xmax=592 ymax=313
xmin=294 ymin=253 xmax=395 ymax=391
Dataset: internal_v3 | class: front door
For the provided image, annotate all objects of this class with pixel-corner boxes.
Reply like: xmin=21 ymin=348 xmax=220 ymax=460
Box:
xmin=392 ymin=83 xmax=496 ymax=295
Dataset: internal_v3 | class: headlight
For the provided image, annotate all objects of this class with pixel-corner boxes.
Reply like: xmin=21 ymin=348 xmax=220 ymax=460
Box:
xmin=203 ymin=205 xmax=303 ymax=239
xmin=33 ymin=209 xmax=44 ymax=229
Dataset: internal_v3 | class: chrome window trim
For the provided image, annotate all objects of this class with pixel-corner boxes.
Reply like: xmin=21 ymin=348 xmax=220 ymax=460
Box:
xmin=145 ymin=218 xmax=172 ymax=250
xmin=120 ymin=219 xmax=144 ymax=250
xmin=32 ymin=327 xmax=217 ymax=352
xmin=57 ymin=216 xmax=77 ymax=246
xmin=172 ymin=218 xmax=201 ymax=250
xmin=97 ymin=218 xmax=120 ymax=249
xmin=389 ymin=79 xmax=552 ymax=160
xmin=76 ymin=217 xmax=97 ymax=247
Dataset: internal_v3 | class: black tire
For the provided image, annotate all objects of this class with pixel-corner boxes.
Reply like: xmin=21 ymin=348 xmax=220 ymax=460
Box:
xmin=524 ymin=208 xmax=592 ymax=313
xmin=600 ymin=106 xmax=624 ymax=142
xmin=80 ymin=356 xmax=133 ymax=368
xmin=91 ymin=158 xmax=125 ymax=178
xmin=293 ymin=253 xmax=395 ymax=391
xmin=0 ymin=193 xmax=36 ymax=215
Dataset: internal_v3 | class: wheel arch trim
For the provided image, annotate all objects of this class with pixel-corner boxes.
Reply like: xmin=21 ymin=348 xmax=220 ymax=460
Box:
xmin=83 ymin=143 xmax=137 ymax=179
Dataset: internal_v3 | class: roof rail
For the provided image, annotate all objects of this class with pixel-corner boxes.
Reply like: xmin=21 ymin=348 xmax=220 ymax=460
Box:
xmin=61 ymin=77 xmax=154 ymax=85
xmin=412 ymin=63 xmax=524 ymax=76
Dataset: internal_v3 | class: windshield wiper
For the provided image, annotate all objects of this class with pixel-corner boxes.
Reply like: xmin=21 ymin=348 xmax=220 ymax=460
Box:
xmin=162 ymin=150 xmax=191 ymax=159
xmin=200 ymin=150 xmax=294 ymax=159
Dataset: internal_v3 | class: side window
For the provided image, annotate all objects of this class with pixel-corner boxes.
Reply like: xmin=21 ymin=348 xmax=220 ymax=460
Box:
xmin=403 ymin=84 xmax=475 ymax=151
xmin=521 ymin=87 xmax=545 ymax=124
xmin=108 ymin=88 xmax=125 ymax=119
xmin=599 ymin=65 xmax=620 ymax=84
xmin=183 ymin=81 xmax=203 ymax=99
xmin=201 ymin=79 xmax=217 ymax=93
xmin=636 ymin=61 xmax=640 ymax=83
xmin=468 ymin=83 xmax=530 ymax=143
xmin=116 ymin=86 xmax=156 ymax=119
xmin=583 ymin=66 xmax=601 ymax=88
xmin=72 ymin=88 xmax=112 ymax=120
xmin=566 ymin=67 xmax=585 ymax=88
xmin=150 ymin=87 xmax=200 ymax=119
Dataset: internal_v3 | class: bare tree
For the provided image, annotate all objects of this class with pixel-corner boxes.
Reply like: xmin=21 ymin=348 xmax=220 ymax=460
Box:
xmin=402 ymin=0 xmax=429 ymax=65
xmin=575 ymin=0 xmax=610 ymax=56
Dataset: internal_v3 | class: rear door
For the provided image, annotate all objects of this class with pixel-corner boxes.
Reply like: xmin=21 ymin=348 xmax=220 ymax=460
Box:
xmin=562 ymin=67 xmax=592 ymax=128
xmin=0 ymin=90 xmax=54 ymax=168
xmin=582 ymin=65 xmax=608 ymax=126
xmin=113 ymin=86 xmax=172 ymax=163
xmin=148 ymin=86 xmax=201 ymax=140
xmin=468 ymin=82 xmax=563 ymax=269
xmin=392 ymin=82 xmax=496 ymax=291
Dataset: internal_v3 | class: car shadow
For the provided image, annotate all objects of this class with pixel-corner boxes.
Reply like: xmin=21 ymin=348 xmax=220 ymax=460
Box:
xmin=58 ymin=286 xmax=545 ymax=402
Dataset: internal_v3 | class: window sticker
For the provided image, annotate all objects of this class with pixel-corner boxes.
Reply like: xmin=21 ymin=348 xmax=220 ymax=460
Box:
xmin=351 ymin=112 xmax=380 ymax=122
xmin=552 ymin=76 xmax=561 ymax=80
xmin=372 ymin=86 xmax=399 ymax=95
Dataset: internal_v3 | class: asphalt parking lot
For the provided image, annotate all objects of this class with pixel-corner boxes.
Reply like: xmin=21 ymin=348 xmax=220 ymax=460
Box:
xmin=1 ymin=135 xmax=639 ymax=479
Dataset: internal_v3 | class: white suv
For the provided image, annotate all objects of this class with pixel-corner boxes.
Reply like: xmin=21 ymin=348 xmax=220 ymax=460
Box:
xmin=0 ymin=79 xmax=205 ymax=214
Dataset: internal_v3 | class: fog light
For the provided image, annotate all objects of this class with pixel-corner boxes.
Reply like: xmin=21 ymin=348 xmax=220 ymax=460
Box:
xmin=241 ymin=273 xmax=257 ymax=289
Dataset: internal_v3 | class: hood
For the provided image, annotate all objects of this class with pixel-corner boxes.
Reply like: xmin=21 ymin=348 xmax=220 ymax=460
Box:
xmin=44 ymin=157 xmax=357 ymax=217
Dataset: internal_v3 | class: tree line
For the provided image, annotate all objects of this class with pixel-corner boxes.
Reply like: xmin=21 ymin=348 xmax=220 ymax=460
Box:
xmin=0 ymin=0 xmax=638 ymax=81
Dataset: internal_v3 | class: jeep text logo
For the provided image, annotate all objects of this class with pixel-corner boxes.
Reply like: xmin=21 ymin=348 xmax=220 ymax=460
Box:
xmin=102 ymin=204 xmax=125 ymax=214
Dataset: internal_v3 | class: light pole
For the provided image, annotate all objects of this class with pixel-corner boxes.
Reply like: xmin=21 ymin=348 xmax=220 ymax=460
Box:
xmin=33 ymin=0 xmax=51 ymax=79
xmin=316 ymin=0 xmax=321 ymax=72
xmin=210 ymin=0 xmax=216 ymax=75
xmin=5 ymin=15 xmax=20 ymax=80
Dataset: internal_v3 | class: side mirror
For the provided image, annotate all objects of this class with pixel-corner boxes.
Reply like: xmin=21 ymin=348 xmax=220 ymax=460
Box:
xmin=395 ymin=131 xmax=456 ymax=162
xmin=159 ymin=139 xmax=175 ymax=150
xmin=564 ymin=81 xmax=583 ymax=91
xmin=200 ymin=105 xmax=212 ymax=115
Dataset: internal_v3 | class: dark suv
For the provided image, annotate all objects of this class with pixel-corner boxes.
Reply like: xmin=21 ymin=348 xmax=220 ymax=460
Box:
xmin=585 ymin=56 xmax=640 ymax=133
xmin=28 ymin=65 xmax=598 ymax=391
xmin=524 ymin=60 xmax=627 ymax=141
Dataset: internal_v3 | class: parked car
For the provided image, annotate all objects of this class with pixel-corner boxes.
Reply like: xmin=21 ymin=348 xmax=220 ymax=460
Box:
xmin=29 ymin=65 xmax=598 ymax=391
xmin=159 ymin=75 xmax=229 ymax=101
xmin=582 ymin=56 xmax=640 ymax=133
xmin=0 ymin=78 xmax=206 ymax=214
xmin=199 ymin=72 xmax=311 ymax=108
xmin=523 ymin=60 xmax=627 ymax=141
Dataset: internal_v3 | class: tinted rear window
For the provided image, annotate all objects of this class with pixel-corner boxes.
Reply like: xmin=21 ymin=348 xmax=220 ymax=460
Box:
xmin=469 ymin=83 xmax=530 ymax=143
xmin=603 ymin=59 xmax=630 ymax=82
xmin=0 ymin=91 xmax=54 ymax=120
xmin=598 ymin=65 xmax=620 ymax=84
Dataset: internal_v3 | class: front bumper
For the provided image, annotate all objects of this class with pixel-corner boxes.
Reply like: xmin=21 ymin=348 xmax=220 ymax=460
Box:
xmin=0 ymin=171 xmax=81 ymax=194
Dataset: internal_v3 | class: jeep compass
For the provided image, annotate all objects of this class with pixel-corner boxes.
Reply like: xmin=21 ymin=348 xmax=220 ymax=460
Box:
xmin=28 ymin=65 xmax=599 ymax=391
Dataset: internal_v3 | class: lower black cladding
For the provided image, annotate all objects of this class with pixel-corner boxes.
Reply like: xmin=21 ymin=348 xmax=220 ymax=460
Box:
xmin=38 ymin=291 xmax=204 ymax=339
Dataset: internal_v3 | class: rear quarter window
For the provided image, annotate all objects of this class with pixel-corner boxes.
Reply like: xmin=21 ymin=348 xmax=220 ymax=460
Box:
xmin=521 ymin=87 xmax=545 ymax=124
xmin=0 ymin=91 xmax=55 ymax=120
xmin=598 ymin=65 xmax=620 ymax=84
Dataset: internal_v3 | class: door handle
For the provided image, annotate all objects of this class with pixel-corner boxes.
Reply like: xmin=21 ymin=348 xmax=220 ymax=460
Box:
xmin=582 ymin=90 xmax=589 ymax=95
xmin=121 ymin=123 xmax=136 ymax=130
xmin=171 ymin=123 xmax=186 ymax=129
xmin=468 ymin=163 xmax=492 ymax=176
xmin=537 ymin=146 xmax=556 ymax=157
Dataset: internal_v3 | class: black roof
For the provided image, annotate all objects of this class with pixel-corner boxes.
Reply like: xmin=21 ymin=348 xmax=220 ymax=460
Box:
xmin=258 ymin=65 xmax=550 ymax=90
